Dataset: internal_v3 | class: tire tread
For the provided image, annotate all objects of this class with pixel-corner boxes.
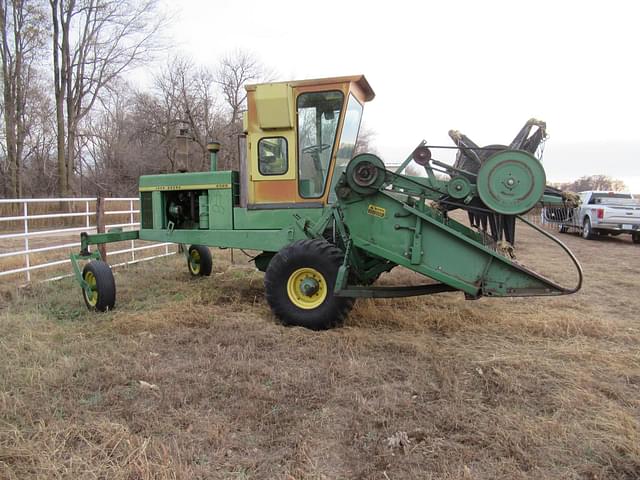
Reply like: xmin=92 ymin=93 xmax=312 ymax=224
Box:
xmin=188 ymin=245 xmax=213 ymax=276
xmin=265 ymin=239 xmax=354 ymax=330
xmin=82 ymin=260 xmax=116 ymax=311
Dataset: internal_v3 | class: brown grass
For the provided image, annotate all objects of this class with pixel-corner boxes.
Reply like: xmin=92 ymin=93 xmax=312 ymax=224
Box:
xmin=1 ymin=224 xmax=639 ymax=479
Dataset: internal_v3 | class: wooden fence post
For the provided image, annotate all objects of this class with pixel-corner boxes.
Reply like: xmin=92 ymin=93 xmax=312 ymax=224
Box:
xmin=96 ymin=197 xmax=107 ymax=262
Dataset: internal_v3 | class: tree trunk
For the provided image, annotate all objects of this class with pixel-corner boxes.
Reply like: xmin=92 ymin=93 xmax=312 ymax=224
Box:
xmin=1 ymin=0 xmax=18 ymax=197
xmin=51 ymin=0 xmax=68 ymax=196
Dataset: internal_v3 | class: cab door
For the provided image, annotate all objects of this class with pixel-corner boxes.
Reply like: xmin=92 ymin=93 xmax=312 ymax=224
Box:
xmin=246 ymin=83 xmax=298 ymax=207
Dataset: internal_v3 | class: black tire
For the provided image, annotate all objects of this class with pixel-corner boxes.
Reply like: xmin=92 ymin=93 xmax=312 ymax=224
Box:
xmin=559 ymin=224 xmax=568 ymax=234
xmin=187 ymin=245 xmax=212 ymax=276
xmin=82 ymin=261 xmax=116 ymax=311
xmin=582 ymin=217 xmax=596 ymax=240
xmin=264 ymin=239 xmax=355 ymax=330
xmin=633 ymin=233 xmax=640 ymax=244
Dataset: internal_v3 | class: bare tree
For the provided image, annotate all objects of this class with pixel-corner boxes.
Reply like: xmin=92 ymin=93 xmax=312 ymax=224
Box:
xmin=214 ymin=49 xmax=273 ymax=169
xmin=49 ymin=0 xmax=165 ymax=196
xmin=20 ymin=70 xmax=58 ymax=196
xmin=354 ymin=124 xmax=377 ymax=156
xmin=557 ymin=175 xmax=627 ymax=193
xmin=0 ymin=0 xmax=46 ymax=197
xmin=132 ymin=55 xmax=234 ymax=173
xmin=130 ymin=57 xmax=202 ymax=173
xmin=215 ymin=49 xmax=270 ymax=126
xmin=156 ymin=56 xmax=220 ymax=171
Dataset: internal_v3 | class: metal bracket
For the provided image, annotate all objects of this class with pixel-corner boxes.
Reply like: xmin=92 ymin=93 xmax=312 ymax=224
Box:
xmin=70 ymin=250 xmax=101 ymax=291
xmin=334 ymin=239 xmax=352 ymax=293
xmin=335 ymin=282 xmax=458 ymax=298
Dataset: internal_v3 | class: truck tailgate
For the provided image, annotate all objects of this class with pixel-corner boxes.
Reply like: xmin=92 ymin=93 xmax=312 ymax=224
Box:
xmin=604 ymin=205 xmax=640 ymax=224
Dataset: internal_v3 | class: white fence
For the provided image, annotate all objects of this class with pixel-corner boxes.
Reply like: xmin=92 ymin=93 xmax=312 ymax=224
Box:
xmin=0 ymin=197 xmax=178 ymax=284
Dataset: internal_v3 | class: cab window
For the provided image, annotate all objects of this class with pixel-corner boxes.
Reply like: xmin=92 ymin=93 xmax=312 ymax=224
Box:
xmin=329 ymin=94 xmax=363 ymax=202
xmin=297 ymin=91 xmax=344 ymax=198
xmin=258 ymin=137 xmax=288 ymax=175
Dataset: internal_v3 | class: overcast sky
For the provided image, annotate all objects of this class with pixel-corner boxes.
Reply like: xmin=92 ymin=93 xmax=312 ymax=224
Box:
xmin=156 ymin=0 xmax=640 ymax=190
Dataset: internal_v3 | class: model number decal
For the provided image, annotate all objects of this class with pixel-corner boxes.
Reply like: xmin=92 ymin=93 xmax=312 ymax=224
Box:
xmin=139 ymin=183 xmax=232 ymax=192
xmin=367 ymin=204 xmax=386 ymax=218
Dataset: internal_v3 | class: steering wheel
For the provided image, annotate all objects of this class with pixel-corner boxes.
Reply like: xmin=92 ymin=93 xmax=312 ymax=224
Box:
xmin=302 ymin=143 xmax=331 ymax=155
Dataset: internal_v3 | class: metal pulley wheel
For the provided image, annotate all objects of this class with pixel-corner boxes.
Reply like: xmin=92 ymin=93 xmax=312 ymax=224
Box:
xmin=476 ymin=150 xmax=546 ymax=215
xmin=447 ymin=176 xmax=472 ymax=199
xmin=345 ymin=154 xmax=386 ymax=195
xmin=412 ymin=146 xmax=432 ymax=166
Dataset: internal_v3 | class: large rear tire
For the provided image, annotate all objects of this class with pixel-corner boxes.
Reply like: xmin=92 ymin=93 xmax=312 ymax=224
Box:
xmin=82 ymin=261 xmax=116 ymax=311
xmin=264 ymin=239 xmax=354 ymax=330
xmin=633 ymin=233 xmax=640 ymax=244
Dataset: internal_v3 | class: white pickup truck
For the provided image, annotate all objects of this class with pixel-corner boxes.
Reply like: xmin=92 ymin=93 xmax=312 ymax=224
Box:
xmin=559 ymin=191 xmax=640 ymax=243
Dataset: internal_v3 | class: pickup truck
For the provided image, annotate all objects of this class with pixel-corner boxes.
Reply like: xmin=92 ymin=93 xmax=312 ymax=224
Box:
xmin=558 ymin=191 xmax=640 ymax=243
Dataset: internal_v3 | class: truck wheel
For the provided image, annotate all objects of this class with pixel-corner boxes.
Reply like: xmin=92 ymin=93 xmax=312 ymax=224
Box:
xmin=82 ymin=261 xmax=116 ymax=311
xmin=187 ymin=245 xmax=212 ymax=276
xmin=264 ymin=239 xmax=354 ymax=330
xmin=582 ymin=218 xmax=596 ymax=240
xmin=559 ymin=224 xmax=568 ymax=233
xmin=633 ymin=233 xmax=640 ymax=244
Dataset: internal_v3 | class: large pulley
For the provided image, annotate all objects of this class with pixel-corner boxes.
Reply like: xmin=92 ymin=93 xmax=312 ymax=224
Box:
xmin=476 ymin=150 xmax=546 ymax=215
xmin=345 ymin=153 xmax=386 ymax=195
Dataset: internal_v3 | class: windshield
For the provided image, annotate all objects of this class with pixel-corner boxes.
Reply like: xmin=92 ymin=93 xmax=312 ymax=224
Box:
xmin=297 ymin=91 xmax=344 ymax=198
xmin=328 ymin=94 xmax=363 ymax=203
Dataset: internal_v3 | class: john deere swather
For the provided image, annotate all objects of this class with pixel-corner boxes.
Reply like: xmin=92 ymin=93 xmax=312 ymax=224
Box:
xmin=71 ymin=75 xmax=582 ymax=330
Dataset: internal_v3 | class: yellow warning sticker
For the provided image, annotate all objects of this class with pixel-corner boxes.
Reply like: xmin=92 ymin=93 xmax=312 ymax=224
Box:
xmin=367 ymin=204 xmax=386 ymax=218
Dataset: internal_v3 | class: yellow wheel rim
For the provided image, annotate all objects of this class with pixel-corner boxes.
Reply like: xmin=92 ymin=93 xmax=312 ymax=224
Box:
xmin=189 ymin=249 xmax=201 ymax=274
xmin=286 ymin=267 xmax=327 ymax=309
xmin=84 ymin=271 xmax=98 ymax=307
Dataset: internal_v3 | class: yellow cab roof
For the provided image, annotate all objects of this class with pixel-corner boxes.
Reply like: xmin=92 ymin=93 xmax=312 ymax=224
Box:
xmin=245 ymin=75 xmax=375 ymax=102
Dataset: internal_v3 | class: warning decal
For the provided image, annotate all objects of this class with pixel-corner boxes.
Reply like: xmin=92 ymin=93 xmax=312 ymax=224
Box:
xmin=367 ymin=204 xmax=386 ymax=218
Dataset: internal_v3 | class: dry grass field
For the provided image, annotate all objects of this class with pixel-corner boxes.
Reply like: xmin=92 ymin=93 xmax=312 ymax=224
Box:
xmin=1 ymin=223 xmax=639 ymax=479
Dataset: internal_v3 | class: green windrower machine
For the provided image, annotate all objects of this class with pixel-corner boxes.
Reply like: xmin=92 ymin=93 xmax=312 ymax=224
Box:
xmin=70 ymin=75 xmax=582 ymax=330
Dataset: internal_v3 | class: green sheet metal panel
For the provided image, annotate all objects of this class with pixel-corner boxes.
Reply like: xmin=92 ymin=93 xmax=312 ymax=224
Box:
xmin=232 ymin=206 xmax=326 ymax=230
xmin=138 ymin=228 xmax=296 ymax=252
xmin=140 ymin=192 xmax=153 ymax=229
xmin=152 ymin=191 xmax=163 ymax=229
xmin=338 ymin=191 xmax=564 ymax=297
xmin=139 ymin=171 xmax=235 ymax=191
xmin=208 ymin=171 xmax=237 ymax=230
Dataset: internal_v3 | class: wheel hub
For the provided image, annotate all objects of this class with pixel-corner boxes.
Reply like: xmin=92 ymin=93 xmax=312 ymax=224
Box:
xmin=353 ymin=162 xmax=378 ymax=187
xmin=345 ymin=154 xmax=386 ymax=195
xmin=286 ymin=267 xmax=327 ymax=309
xmin=189 ymin=249 xmax=201 ymax=273
xmin=83 ymin=271 xmax=98 ymax=306
xmin=476 ymin=150 xmax=546 ymax=215
xmin=300 ymin=277 xmax=320 ymax=296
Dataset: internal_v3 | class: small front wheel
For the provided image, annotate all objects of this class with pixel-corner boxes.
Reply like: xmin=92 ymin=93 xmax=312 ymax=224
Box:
xmin=82 ymin=261 xmax=116 ymax=311
xmin=633 ymin=232 xmax=640 ymax=244
xmin=187 ymin=245 xmax=213 ymax=276
xmin=264 ymin=239 xmax=354 ymax=330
